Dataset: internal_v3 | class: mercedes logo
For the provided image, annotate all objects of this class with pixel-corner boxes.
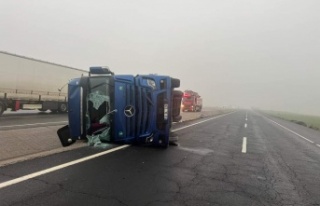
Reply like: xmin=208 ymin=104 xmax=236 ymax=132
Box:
xmin=124 ymin=105 xmax=135 ymax=117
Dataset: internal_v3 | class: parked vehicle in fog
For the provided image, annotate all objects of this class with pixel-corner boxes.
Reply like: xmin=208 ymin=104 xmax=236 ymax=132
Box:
xmin=181 ymin=90 xmax=203 ymax=112
xmin=0 ymin=51 xmax=87 ymax=116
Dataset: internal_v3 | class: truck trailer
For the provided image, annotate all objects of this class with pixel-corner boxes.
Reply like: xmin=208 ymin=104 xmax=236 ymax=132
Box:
xmin=181 ymin=90 xmax=203 ymax=112
xmin=57 ymin=67 xmax=183 ymax=148
xmin=0 ymin=51 xmax=87 ymax=116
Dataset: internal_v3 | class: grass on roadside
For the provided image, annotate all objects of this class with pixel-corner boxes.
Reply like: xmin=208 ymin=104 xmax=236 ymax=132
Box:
xmin=264 ymin=110 xmax=320 ymax=131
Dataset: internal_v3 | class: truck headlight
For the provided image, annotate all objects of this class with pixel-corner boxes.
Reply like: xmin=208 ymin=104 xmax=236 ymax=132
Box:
xmin=164 ymin=103 xmax=168 ymax=120
xmin=147 ymin=79 xmax=156 ymax=90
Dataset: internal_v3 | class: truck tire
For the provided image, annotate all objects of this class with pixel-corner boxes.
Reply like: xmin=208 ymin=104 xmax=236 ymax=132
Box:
xmin=58 ymin=103 xmax=68 ymax=113
xmin=171 ymin=78 xmax=180 ymax=88
xmin=0 ymin=101 xmax=5 ymax=116
xmin=172 ymin=90 xmax=183 ymax=122
xmin=160 ymin=136 xmax=169 ymax=149
xmin=38 ymin=109 xmax=48 ymax=112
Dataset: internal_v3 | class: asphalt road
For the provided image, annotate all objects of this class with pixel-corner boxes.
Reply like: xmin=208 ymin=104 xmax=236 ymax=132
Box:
xmin=1 ymin=110 xmax=320 ymax=205
xmin=0 ymin=112 xmax=67 ymax=129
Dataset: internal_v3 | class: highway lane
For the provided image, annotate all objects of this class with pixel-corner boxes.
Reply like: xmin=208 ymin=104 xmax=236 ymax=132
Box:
xmin=0 ymin=111 xmax=320 ymax=205
xmin=0 ymin=112 xmax=67 ymax=129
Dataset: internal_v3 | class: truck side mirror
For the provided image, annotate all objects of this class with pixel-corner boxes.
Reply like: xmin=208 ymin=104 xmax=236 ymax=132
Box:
xmin=57 ymin=125 xmax=75 ymax=147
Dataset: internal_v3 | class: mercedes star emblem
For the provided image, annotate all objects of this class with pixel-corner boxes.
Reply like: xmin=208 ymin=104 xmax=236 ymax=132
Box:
xmin=124 ymin=105 xmax=135 ymax=117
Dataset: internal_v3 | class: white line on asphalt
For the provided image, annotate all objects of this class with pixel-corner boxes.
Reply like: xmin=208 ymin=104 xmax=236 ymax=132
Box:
xmin=317 ymin=144 xmax=320 ymax=148
xmin=244 ymin=123 xmax=247 ymax=128
xmin=0 ymin=143 xmax=86 ymax=168
xmin=267 ymin=118 xmax=314 ymax=144
xmin=172 ymin=112 xmax=236 ymax=132
xmin=0 ymin=111 xmax=237 ymax=189
xmin=0 ymin=121 xmax=68 ymax=129
xmin=0 ymin=145 xmax=130 ymax=190
xmin=242 ymin=137 xmax=247 ymax=153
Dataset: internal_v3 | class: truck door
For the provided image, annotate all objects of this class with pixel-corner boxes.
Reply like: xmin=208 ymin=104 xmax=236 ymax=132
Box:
xmin=58 ymin=78 xmax=85 ymax=147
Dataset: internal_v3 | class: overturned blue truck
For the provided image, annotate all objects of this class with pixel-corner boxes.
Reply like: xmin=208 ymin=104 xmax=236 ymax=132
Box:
xmin=58 ymin=67 xmax=183 ymax=148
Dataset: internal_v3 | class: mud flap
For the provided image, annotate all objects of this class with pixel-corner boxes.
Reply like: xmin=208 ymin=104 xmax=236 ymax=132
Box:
xmin=57 ymin=125 xmax=75 ymax=147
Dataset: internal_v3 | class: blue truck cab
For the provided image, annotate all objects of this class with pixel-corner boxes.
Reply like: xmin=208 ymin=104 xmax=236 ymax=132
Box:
xmin=58 ymin=67 xmax=183 ymax=148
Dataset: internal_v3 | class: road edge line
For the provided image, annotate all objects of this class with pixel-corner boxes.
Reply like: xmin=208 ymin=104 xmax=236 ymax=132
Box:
xmin=0 ymin=145 xmax=130 ymax=189
xmin=265 ymin=117 xmax=314 ymax=144
xmin=0 ymin=143 xmax=86 ymax=168
xmin=172 ymin=111 xmax=236 ymax=132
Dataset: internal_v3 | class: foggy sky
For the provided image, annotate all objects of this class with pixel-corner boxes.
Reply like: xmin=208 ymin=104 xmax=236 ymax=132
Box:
xmin=1 ymin=0 xmax=319 ymax=115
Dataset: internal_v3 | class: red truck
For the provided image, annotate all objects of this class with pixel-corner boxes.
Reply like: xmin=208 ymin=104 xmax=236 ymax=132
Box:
xmin=181 ymin=90 xmax=203 ymax=112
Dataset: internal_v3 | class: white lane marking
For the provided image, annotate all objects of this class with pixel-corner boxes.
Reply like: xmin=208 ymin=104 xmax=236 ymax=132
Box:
xmin=244 ymin=123 xmax=247 ymax=128
xmin=0 ymin=143 xmax=86 ymax=168
xmin=317 ymin=144 xmax=320 ymax=148
xmin=0 ymin=145 xmax=130 ymax=189
xmin=179 ymin=147 xmax=214 ymax=155
xmin=0 ymin=112 xmax=237 ymax=189
xmin=0 ymin=121 xmax=68 ymax=129
xmin=267 ymin=118 xmax=314 ymax=144
xmin=242 ymin=137 xmax=247 ymax=153
xmin=172 ymin=112 xmax=236 ymax=132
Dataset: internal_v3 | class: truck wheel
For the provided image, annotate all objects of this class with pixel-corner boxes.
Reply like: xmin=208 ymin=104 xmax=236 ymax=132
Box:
xmin=58 ymin=103 xmax=68 ymax=113
xmin=38 ymin=109 xmax=48 ymax=112
xmin=0 ymin=101 xmax=6 ymax=116
xmin=158 ymin=135 xmax=169 ymax=148
xmin=172 ymin=90 xmax=183 ymax=122
xmin=171 ymin=78 xmax=180 ymax=88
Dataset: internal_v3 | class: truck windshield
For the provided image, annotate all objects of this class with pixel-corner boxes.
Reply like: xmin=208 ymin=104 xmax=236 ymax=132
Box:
xmin=87 ymin=77 xmax=112 ymax=136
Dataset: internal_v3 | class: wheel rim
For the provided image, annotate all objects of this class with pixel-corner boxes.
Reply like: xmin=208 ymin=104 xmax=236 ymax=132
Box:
xmin=60 ymin=104 xmax=67 ymax=112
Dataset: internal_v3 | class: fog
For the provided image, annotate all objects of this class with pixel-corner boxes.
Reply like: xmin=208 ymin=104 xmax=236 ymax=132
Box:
xmin=1 ymin=0 xmax=319 ymax=115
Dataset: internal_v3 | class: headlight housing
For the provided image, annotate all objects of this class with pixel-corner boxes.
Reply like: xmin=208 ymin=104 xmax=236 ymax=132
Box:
xmin=147 ymin=79 xmax=156 ymax=90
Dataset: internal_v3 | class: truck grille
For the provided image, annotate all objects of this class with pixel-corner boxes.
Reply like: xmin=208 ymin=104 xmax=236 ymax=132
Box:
xmin=136 ymin=87 xmax=152 ymax=136
xmin=125 ymin=84 xmax=135 ymax=138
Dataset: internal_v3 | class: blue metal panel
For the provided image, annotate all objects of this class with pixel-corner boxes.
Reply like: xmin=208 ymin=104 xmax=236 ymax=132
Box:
xmin=68 ymin=78 xmax=82 ymax=139
xmin=135 ymin=75 xmax=173 ymax=146
xmin=112 ymin=75 xmax=136 ymax=142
